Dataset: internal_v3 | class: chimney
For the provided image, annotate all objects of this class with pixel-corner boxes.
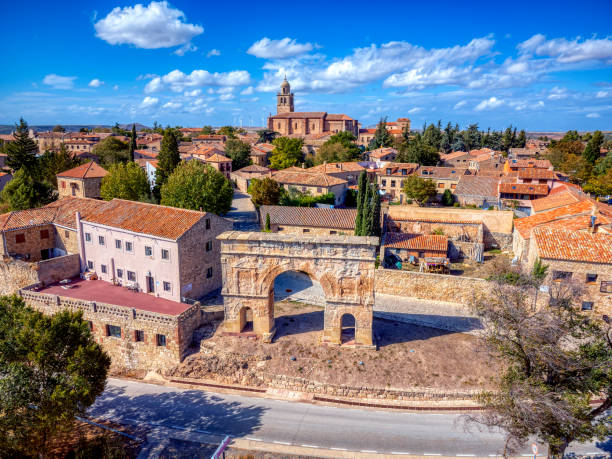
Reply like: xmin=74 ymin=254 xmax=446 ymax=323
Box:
xmin=590 ymin=206 xmax=598 ymax=233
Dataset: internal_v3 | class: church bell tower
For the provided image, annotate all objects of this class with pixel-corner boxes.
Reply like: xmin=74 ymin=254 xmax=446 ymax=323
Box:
xmin=276 ymin=76 xmax=294 ymax=114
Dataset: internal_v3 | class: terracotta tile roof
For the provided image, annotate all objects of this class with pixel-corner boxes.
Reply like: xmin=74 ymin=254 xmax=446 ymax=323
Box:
xmin=134 ymin=149 xmax=158 ymax=158
xmin=418 ymin=167 xmax=469 ymax=180
xmin=499 ymin=183 xmax=548 ymax=196
xmin=193 ymin=146 xmax=225 ymax=157
xmin=81 ymin=199 xmax=211 ymax=240
xmin=57 ymin=161 xmax=108 ymax=179
xmin=440 ymin=151 xmax=469 ymax=161
xmin=369 ymin=147 xmax=398 ymax=159
xmin=234 ymin=164 xmax=270 ymax=173
xmin=508 ymin=159 xmax=552 ymax=169
xmin=0 ymin=207 xmax=58 ymax=231
xmin=326 ymin=114 xmax=354 ymax=121
xmin=307 ymin=162 xmax=366 ymax=174
xmin=384 ymin=232 xmax=448 ymax=252
xmin=272 ymin=169 xmax=347 ymax=188
xmin=195 ymin=134 xmax=226 ymax=140
xmin=542 ymin=214 xmax=611 ymax=232
xmin=389 ymin=217 xmax=480 ymax=225
xmin=204 ymin=153 xmax=231 ymax=163
xmin=0 ymin=134 xmax=15 ymax=141
xmin=513 ymin=200 xmax=597 ymax=238
xmin=378 ymin=162 xmax=419 ymax=176
xmin=531 ymin=186 xmax=585 ymax=213
xmin=517 ymin=168 xmax=555 ymax=180
xmin=259 ymin=205 xmax=357 ymax=230
xmin=532 ymin=227 xmax=612 ymax=264
xmin=270 ymin=112 xmax=327 ymax=119
xmin=454 ymin=175 xmax=499 ymax=198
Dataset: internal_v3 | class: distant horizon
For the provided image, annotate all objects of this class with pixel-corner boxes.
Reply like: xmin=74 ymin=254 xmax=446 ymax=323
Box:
xmin=1 ymin=0 xmax=610 ymax=130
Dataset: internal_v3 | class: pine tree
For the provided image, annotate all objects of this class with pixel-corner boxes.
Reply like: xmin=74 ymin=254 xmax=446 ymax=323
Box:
xmin=368 ymin=117 xmax=393 ymax=149
xmin=6 ymin=118 xmax=39 ymax=174
xmin=583 ymin=131 xmax=603 ymax=165
xmin=130 ymin=124 xmax=137 ymax=162
xmin=354 ymin=170 xmax=367 ymax=235
xmin=153 ymin=129 xmax=180 ymax=199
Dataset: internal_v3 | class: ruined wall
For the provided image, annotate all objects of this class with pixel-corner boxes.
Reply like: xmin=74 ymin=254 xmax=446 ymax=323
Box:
xmin=2 ymin=224 xmax=57 ymax=261
xmin=35 ymin=254 xmax=80 ymax=285
xmin=0 ymin=258 xmax=40 ymax=296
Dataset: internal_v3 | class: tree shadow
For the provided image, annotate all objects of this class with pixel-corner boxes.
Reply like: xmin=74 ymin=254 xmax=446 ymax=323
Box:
xmin=88 ymin=383 xmax=266 ymax=439
xmin=595 ymin=435 xmax=612 ymax=456
xmin=273 ymin=310 xmax=324 ymax=340
xmin=374 ymin=316 xmax=476 ymax=347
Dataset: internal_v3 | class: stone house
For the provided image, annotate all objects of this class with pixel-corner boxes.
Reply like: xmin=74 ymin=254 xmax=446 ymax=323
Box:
xmin=382 ymin=232 xmax=448 ymax=265
xmin=525 ymin=227 xmax=612 ymax=316
xmin=365 ymin=147 xmax=398 ymax=163
xmin=504 ymin=158 xmax=553 ymax=173
xmin=271 ymin=167 xmax=348 ymax=206
xmin=57 ymin=161 xmax=108 ymax=199
xmin=454 ymin=175 xmax=500 ymax=208
xmin=134 ymin=149 xmax=158 ymax=161
xmin=358 ymin=129 xmax=376 ymax=147
xmin=230 ymin=164 xmax=271 ymax=193
xmin=498 ymin=182 xmax=548 ymax=211
xmin=35 ymin=131 xmax=65 ymax=153
xmin=250 ymin=143 xmax=274 ymax=167
xmin=64 ymin=140 xmax=96 ymax=154
xmin=258 ymin=205 xmax=357 ymax=235
xmin=192 ymin=134 xmax=227 ymax=146
xmin=0 ymin=172 xmax=12 ymax=192
xmin=416 ymin=166 xmax=469 ymax=197
xmin=306 ymin=161 xmax=367 ymax=186
xmin=200 ymin=152 xmax=232 ymax=179
xmin=376 ymin=162 xmax=419 ymax=203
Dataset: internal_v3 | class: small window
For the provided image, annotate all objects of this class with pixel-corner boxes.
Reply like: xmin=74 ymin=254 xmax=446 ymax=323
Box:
xmin=98 ymin=236 xmax=105 ymax=245
xmin=303 ymin=228 xmax=310 ymax=233
xmin=106 ymin=324 xmax=121 ymax=338
xmin=161 ymin=249 xmax=169 ymax=260
xmin=330 ymin=230 xmax=337 ymax=235
xmin=64 ymin=230 xmax=70 ymax=238
xmin=206 ymin=267 xmax=213 ymax=278
xmin=205 ymin=241 xmax=213 ymax=252
xmin=205 ymin=218 xmax=211 ymax=230
xmin=127 ymin=271 xmax=136 ymax=281
xmin=381 ymin=179 xmax=386 ymax=186
xmin=163 ymin=281 xmax=171 ymax=292
xmin=581 ymin=301 xmax=593 ymax=311
xmin=101 ymin=264 xmax=107 ymax=274
xmin=156 ymin=334 xmax=166 ymax=346
xmin=61 ymin=181 xmax=66 ymax=189
xmin=438 ymin=183 xmax=445 ymax=188
xmin=40 ymin=229 xmax=49 ymax=239
xmin=552 ymin=271 xmax=572 ymax=281
xmin=451 ymin=184 xmax=457 ymax=189
xmin=117 ymin=269 xmax=123 ymax=278
xmin=145 ymin=246 xmax=153 ymax=256
xmin=85 ymin=233 xmax=91 ymax=242
xmin=401 ymin=169 xmax=407 ymax=175
xmin=317 ymin=187 xmax=322 ymax=193
xmin=87 ymin=260 xmax=94 ymax=270
xmin=134 ymin=330 xmax=144 ymax=342
xmin=391 ymin=180 xmax=396 ymax=187
xmin=15 ymin=233 xmax=25 ymax=244
xmin=125 ymin=241 xmax=133 ymax=252
xmin=386 ymin=168 xmax=392 ymax=174
xmin=586 ymin=273 xmax=597 ymax=284
xmin=115 ymin=239 xmax=122 ymax=249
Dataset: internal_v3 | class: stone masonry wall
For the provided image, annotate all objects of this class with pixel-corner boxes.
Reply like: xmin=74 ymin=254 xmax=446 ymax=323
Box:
xmin=36 ymin=254 xmax=80 ymax=285
xmin=0 ymin=258 xmax=40 ymax=296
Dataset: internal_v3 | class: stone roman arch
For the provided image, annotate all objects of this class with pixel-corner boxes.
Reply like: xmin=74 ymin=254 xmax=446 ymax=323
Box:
xmin=218 ymin=232 xmax=378 ymax=347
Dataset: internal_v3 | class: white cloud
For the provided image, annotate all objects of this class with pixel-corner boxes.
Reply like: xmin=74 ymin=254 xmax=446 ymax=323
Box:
xmin=547 ymin=86 xmax=568 ymax=100
xmin=206 ymin=49 xmax=221 ymax=58
xmin=137 ymin=73 xmax=158 ymax=80
xmin=247 ymin=37 xmax=315 ymax=59
xmin=88 ymin=78 xmax=105 ymax=88
xmin=43 ymin=74 xmax=77 ymax=89
xmin=240 ymin=86 xmax=254 ymax=95
xmin=174 ymin=43 xmax=197 ymax=56
xmin=453 ymin=100 xmax=467 ymax=109
xmin=474 ymin=96 xmax=503 ymax=111
xmin=94 ymin=1 xmax=203 ymax=50
xmin=596 ymin=91 xmax=609 ymax=98
xmin=184 ymin=89 xmax=201 ymax=97
xmin=219 ymin=93 xmax=234 ymax=101
xmin=586 ymin=112 xmax=600 ymax=118
xmin=407 ymin=107 xmax=422 ymax=114
xmin=518 ymin=34 xmax=612 ymax=63
xmin=162 ymin=101 xmax=181 ymax=109
xmin=113 ymin=84 xmax=119 ymax=90
xmin=145 ymin=69 xmax=250 ymax=93
xmin=140 ymin=96 xmax=159 ymax=108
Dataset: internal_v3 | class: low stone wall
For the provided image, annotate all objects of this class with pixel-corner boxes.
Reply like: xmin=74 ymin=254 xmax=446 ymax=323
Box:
xmin=36 ymin=254 xmax=80 ymax=285
xmin=374 ymin=268 xmax=492 ymax=304
xmin=263 ymin=374 xmax=478 ymax=401
xmin=0 ymin=258 xmax=40 ymax=296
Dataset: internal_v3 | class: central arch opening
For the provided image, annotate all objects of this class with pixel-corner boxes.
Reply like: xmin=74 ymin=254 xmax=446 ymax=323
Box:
xmin=270 ymin=270 xmax=325 ymax=340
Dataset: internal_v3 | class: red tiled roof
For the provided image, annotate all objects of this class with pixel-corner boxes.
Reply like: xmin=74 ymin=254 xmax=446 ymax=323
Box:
xmin=418 ymin=167 xmax=468 ymax=179
xmin=259 ymin=205 xmax=357 ymax=230
xmin=378 ymin=162 xmax=419 ymax=176
xmin=384 ymin=232 xmax=448 ymax=252
xmin=531 ymin=186 xmax=585 ymax=212
xmin=369 ymin=148 xmax=398 ymax=159
xmin=508 ymin=159 xmax=552 ymax=169
xmin=204 ymin=153 xmax=231 ymax=163
xmin=454 ymin=175 xmax=499 ymax=198
xmin=57 ymin=161 xmax=108 ymax=179
xmin=517 ymin=168 xmax=555 ymax=180
xmin=307 ymin=162 xmax=366 ymax=174
xmin=532 ymin=227 xmax=612 ymax=264
xmin=272 ymin=169 xmax=347 ymax=187
xmin=499 ymin=183 xmax=548 ymax=195
xmin=513 ymin=200 xmax=597 ymax=238
xmin=269 ymin=112 xmax=327 ymax=119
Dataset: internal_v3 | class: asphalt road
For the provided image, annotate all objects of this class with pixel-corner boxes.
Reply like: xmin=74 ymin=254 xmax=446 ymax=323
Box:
xmin=90 ymin=378 xmax=611 ymax=457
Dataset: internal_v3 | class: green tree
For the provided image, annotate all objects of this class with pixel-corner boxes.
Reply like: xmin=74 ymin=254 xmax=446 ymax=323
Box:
xmin=561 ymin=130 xmax=580 ymax=142
xmin=161 ymin=160 xmax=233 ymax=214
xmin=320 ymin=131 xmax=361 ymax=161
xmin=361 ymin=181 xmax=374 ymax=236
xmin=370 ymin=182 xmax=381 ymax=236
xmin=583 ymin=168 xmax=612 ymax=196
xmin=100 ymin=162 xmax=150 ymax=202
xmin=560 ymin=154 xmax=592 ymax=184
xmin=264 ymin=213 xmax=271 ymax=232
xmin=397 ymin=137 xmax=440 ymax=166
xmin=153 ymin=129 xmax=180 ymax=199
xmin=39 ymin=145 xmax=83 ymax=187
xmin=441 ymin=189 xmax=454 ymax=206
xmin=1 ymin=169 xmax=55 ymax=211
xmin=200 ymin=125 xmax=215 ymax=135
xmin=129 ymin=124 xmax=137 ymax=162
xmin=269 ymin=137 xmax=303 ymax=169
xmin=0 ymin=295 xmax=110 ymax=455
xmin=402 ymin=175 xmax=436 ymax=206
xmin=256 ymin=129 xmax=278 ymax=143
xmin=546 ymin=140 xmax=585 ymax=170
xmin=468 ymin=276 xmax=612 ymax=459
xmin=583 ymin=130 xmax=603 ymax=165
xmin=93 ymin=136 xmax=130 ymax=167
xmin=515 ymin=129 xmax=527 ymax=148
xmin=224 ymin=139 xmax=252 ymax=170
xmin=354 ymin=170 xmax=367 ymax=235
xmin=52 ymin=124 xmax=65 ymax=133
xmin=248 ymin=177 xmax=282 ymax=207
xmin=313 ymin=143 xmax=352 ymax=165
xmin=217 ymin=126 xmax=237 ymax=138
xmin=6 ymin=118 xmax=39 ymax=174
xmin=369 ymin=117 xmax=393 ymax=149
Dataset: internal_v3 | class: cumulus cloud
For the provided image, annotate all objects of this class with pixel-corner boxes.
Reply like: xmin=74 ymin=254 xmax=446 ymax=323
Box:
xmin=474 ymin=96 xmax=503 ymax=111
xmin=548 ymin=86 xmax=567 ymax=100
xmin=240 ymin=86 xmax=254 ymax=95
xmin=518 ymin=34 xmax=612 ymax=63
xmin=140 ymin=96 xmax=159 ymax=108
xmin=94 ymin=1 xmax=203 ymax=50
xmin=453 ymin=100 xmax=467 ymax=109
xmin=184 ymin=89 xmax=202 ymax=97
xmin=174 ymin=43 xmax=197 ymax=56
xmin=145 ymin=69 xmax=250 ymax=93
xmin=43 ymin=74 xmax=76 ymax=89
xmin=206 ymin=49 xmax=221 ymax=58
xmin=219 ymin=93 xmax=234 ymax=101
xmin=247 ymin=37 xmax=315 ymax=59
xmin=596 ymin=91 xmax=609 ymax=98
xmin=586 ymin=112 xmax=600 ymax=118
xmin=162 ymin=101 xmax=181 ymax=109
xmin=88 ymin=78 xmax=105 ymax=88
xmin=407 ymin=107 xmax=422 ymax=114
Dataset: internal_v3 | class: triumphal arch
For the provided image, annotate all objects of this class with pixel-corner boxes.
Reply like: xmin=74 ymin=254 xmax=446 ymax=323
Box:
xmin=218 ymin=231 xmax=378 ymax=346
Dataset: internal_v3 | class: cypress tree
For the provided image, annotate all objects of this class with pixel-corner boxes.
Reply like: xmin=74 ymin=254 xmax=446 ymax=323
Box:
xmin=371 ymin=182 xmax=381 ymax=237
xmin=355 ymin=170 xmax=367 ymax=235
xmin=6 ymin=118 xmax=39 ymax=174
xmin=362 ymin=181 xmax=374 ymax=236
xmin=153 ymin=129 xmax=180 ymax=199
xmin=265 ymin=213 xmax=271 ymax=232
xmin=130 ymin=124 xmax=137 ymax=162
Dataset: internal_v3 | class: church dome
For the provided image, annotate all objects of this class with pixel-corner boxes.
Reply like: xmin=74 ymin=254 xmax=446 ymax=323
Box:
xmin=281 ymin=77 xmax=290 ymax=90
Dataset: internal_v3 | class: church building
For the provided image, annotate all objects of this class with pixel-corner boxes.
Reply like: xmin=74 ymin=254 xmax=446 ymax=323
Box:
xmin=267 ymin=78 xmax=359 ymax=137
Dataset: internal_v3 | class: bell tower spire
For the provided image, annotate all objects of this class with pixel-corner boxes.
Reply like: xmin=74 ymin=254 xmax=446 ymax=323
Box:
xmin=276 ymin=77 xmax=294 ymax=114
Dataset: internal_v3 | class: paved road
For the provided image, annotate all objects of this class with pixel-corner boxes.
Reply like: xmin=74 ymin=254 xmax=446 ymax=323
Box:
xmin=226 ymin=190 xmax=259 ymax=231
xmin=90 ymin=379 xmax=610 ymax=457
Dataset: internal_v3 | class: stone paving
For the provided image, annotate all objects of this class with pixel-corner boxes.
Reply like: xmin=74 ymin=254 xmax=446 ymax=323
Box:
xmin=225 ymin=190 xmax=260 ymax=231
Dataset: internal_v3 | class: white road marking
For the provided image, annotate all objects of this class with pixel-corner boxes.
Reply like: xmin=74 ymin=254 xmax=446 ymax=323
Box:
xmin=331 ymin=447 xmax=348 ymax=451
xmin=300 ymin=444 xmax=319 ymax=448
xmin=456 ymin=455 xmax=476 ymax=457
xmin=424 ymin=454 xmax=442 ymax=456
xmin=361 ymin=450 xmax=377 ymax=453
xmin=273 ymin=441 xmax=292 ymax=445
xmin=246 ymin=437 xmax=262 ymax=442
xmin=391 ymin=453 xmax=412 ymax=455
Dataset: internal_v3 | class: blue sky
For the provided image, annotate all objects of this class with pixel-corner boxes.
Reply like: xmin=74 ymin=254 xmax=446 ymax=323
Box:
xmin=0 ymin=0 xmax=611 ymax=130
